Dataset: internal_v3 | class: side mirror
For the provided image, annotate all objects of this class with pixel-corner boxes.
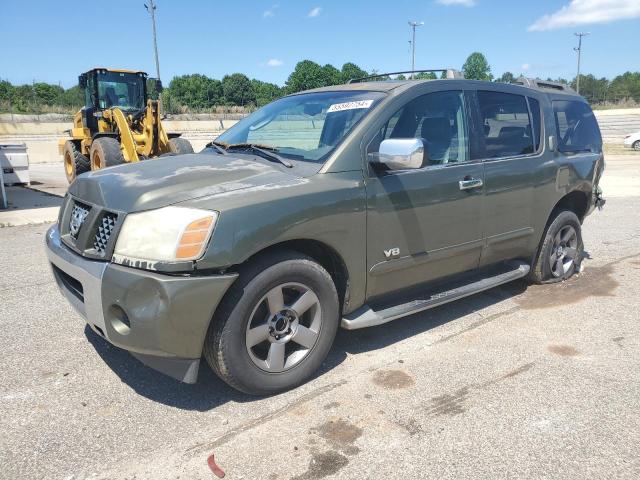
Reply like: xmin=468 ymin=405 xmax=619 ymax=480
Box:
xmin=155 ymin=79 xmax=164 ymax=92
xmin=78 ymin=74 xmax=87 ymax=88
xmin=369 ymin=138 xmax=426 ymax=170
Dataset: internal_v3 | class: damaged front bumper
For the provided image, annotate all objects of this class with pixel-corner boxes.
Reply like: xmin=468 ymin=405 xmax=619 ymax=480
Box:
xmin=45 ymin=225 xmax=237 ymax=383
xmin=594 ymin=185 xmax=606 ymax=210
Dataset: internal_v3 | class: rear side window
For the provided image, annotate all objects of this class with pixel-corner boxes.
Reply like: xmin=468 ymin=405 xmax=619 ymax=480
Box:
xmin=477 ymin=91 xmax=535 ymax=158
xmin=552 ymin=100 xmax=602 ymax=153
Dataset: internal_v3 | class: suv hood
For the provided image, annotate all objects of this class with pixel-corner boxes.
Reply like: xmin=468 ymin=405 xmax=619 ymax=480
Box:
xmin=68 ymin=152 xmax=296 ymax=213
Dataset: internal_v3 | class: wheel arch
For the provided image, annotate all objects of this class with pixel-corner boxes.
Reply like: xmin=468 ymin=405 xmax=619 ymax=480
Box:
xmin=233 ymin=239 xmax=351 ymax=313
xmin=530 ymin=189 xmax=589 ymax=276
xmin=550 ymin=190 xmax=590 ymax=223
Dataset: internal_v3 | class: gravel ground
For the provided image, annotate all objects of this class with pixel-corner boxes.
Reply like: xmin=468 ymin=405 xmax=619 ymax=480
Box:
xmin=1 ymin=155 xmax=639 ymax=480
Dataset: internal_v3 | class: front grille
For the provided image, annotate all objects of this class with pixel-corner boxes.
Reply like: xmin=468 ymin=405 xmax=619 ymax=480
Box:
xmin=93 ymin=212 xmax=118 ymax=257
xmin=59 ymin=196 xmax=122 ymax=259
xmin=69 ymin=202 xmax=91 ymax=239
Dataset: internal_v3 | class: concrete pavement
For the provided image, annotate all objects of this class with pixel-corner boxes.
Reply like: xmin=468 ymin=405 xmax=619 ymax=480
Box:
xmin=1 ymin=155 xmax=639 ymax=480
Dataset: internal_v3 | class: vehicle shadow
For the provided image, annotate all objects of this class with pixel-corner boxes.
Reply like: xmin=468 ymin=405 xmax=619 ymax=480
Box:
xmin=84 ymin=280 xmax=528 ymax=410
xmin=84 ymin=325 xmax=253 ymax=411
xmin=324 ymin=280 xmax=527 ymax=366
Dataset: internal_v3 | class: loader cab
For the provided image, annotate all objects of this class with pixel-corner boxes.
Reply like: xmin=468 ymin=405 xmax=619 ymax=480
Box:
xmin=79 ymin=68 xmax=148 ymax=113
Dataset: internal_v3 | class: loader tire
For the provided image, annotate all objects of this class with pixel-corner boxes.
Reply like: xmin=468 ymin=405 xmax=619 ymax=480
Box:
xmin=63 ymin=141 xmax=90 ymax=183
xmin=90 ymin=137 xmax=124 ymax=171
xmin=168 ymin=137 xmax=194 ymax=155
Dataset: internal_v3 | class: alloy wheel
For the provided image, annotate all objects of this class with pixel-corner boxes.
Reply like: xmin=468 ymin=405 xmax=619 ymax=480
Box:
xmin=549 ymin=225 xmax=579 ymax=278
xmin=245 ymin=282 xmax=322 ymax=373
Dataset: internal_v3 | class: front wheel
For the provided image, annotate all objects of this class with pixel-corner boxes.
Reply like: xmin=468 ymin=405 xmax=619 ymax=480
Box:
xmin=204 ymin=251 xmax=339 ymax=395
xmin=633 ymin=140 xmax=640 ymax=151
xmin=168 ymin=137 xmax=194 ymax=154
xmin=90 ymin=137 xmax=124 ymax=171
xmin=63 ymin=141 xmax=90 ymax=183
xmin=530 ymin=210 xmax=584 ymax=284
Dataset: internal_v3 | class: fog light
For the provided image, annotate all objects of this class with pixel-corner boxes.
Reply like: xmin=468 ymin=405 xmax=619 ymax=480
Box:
xmin=108 ymin=304 xmax=131 ymax=335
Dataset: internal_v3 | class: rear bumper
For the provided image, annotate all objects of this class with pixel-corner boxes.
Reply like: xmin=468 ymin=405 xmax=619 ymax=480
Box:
xmin=45 ymin=225 xmax=238 ymax=383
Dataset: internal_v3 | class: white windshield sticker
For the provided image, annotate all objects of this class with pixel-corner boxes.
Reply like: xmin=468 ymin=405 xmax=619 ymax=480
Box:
xmin=327 ymin=100 xmax=374 ymax=113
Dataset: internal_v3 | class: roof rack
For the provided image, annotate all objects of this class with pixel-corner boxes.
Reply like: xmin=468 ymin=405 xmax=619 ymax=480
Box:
xmin=348 ymin=69 xmax=464 ymax=84
xmin=513 ymin=76 xmax=575 ymax=93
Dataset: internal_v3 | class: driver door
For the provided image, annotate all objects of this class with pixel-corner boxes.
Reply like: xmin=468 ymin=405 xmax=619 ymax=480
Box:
xmin=365 ymin=90 xmax=485 ymax=299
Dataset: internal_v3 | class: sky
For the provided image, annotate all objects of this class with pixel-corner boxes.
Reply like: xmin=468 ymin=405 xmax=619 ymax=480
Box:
xmin=0 ymin=0 xmax=638 ymax=88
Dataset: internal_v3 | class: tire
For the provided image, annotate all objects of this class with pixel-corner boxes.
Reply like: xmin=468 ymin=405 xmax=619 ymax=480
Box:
xmin=530 ymin=210 xmax=584 ymax=284
xmin=90 ymin=137 xmax=124 ymax=171
xmin=204 ymin=250 xmax=339 ymax=395
xmin=63 ymin=141 xmax=90 ymax=183
xmin=633 ymin=140 xmax=640 ymax=151
xmin=168 ymin=137 xmax=194 ymax=155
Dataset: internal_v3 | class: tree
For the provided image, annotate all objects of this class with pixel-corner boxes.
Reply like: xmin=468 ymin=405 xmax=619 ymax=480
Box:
xmin=222 ymin=73 xmax=254 ymax=106
xmin=340 ymin=62 xmax=368 ymax=83
xmin=609 ymin=71 xmax=640 ymax=102
xmin=414 ymin=71 xmax=437 ymax=80
xmin=168 ymin=74 xmax=222 ymax=109
xmin=462 ymin=52 xmax=492 ymax=81
xmin=570 ymin=74 xmax=609 ymax=102
xmin=59 ymin=85 xmax=84 ymax=109
xmin=251 ymin=79 xmax=283 ymax=106
xmin=321 ymin=64 xmax=341 ymax=86
xmin=0 ymin=80 xmax=14 ymax=103
xmin=285 ymin=60 xmax=326 ymax=93
xmin=497 ymin=72 xmax=515 ymax=83
xmin=33 ymin=82 xmax=63 ymax=105
xmin=396 ymin=74 xmax=407 ymax=80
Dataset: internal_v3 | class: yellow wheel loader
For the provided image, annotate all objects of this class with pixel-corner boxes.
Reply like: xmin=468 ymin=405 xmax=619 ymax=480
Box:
xmin=59 ymin=68 xmax=193 ymax=183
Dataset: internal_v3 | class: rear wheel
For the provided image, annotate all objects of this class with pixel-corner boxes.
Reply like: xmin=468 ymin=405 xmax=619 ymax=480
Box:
xmin=633 ymin=140 xmax=640 ymax=151
xmin=203 ymin=251 xmax=339 ymax=395
xmin=90 ymin=137 xmax=124 ymax=171
xmin=63 ymin=141 xmax=90 ymax=183
xmin=530 ymin=210 xmax=583 ymax=284
xmin=168 ymin=137 xmax=194 ymax=154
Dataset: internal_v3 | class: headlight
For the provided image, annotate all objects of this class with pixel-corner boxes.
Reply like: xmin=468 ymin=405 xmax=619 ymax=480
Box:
xmin=114 ymin=206 xmax=218 ymax=263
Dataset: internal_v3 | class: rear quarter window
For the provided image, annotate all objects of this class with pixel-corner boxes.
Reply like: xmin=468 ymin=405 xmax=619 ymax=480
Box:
xmin=552 ymin=100 xmax=602 ymax=154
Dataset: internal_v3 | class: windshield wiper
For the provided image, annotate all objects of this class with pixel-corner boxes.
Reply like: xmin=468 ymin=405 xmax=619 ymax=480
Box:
xmin=205 ymin=140 xmax=229 ymax=155
xmin=226 ymin=143 xmax=293 ymax=168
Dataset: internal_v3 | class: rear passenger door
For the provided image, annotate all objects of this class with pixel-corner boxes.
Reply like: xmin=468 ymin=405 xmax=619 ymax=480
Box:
xmin=471 ymin=89 xmax=545 ymax=266
xmin=365 ymin=89 xmax=485 ymax=299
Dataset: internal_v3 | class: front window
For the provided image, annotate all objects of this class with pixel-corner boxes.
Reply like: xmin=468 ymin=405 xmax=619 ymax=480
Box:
xmin=96 ymin=71 xmax=146 ymax=111
xmin=217 ymin=91 xmax=386 ymax=163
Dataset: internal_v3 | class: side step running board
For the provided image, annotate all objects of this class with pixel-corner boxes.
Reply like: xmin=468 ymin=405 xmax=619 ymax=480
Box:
xmin=341 ymin=261 xmax=530 ymax=330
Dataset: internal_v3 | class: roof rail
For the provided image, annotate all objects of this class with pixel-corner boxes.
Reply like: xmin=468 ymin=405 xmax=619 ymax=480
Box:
xmin=348 ymin=69 xmax=464 ymax=84
xmin=513 ymin=76 xmax=575 ymax=93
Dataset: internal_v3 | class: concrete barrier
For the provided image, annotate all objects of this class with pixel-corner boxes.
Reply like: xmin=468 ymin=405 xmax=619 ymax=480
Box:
xmin=594 ymin=108 xmax=640 ymax=142
xmin=0 ymin=119 xmax=239 ymax=163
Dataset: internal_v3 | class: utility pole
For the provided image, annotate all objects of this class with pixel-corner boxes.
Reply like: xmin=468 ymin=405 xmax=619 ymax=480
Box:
xmin=574 ymin=32 xmax=589 ymax=94
xmin=145 ymin=0 xmax=161 ymax=81
xmin=408 ymin=21 xmax=424 ymax=79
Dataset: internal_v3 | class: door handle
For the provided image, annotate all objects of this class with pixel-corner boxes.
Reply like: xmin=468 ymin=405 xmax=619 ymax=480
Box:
xmin=459 ymin=177 xmax=483 ymax=191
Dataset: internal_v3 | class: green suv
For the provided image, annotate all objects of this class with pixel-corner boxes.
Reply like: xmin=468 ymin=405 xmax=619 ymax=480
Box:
xmin=46 ymin=74 xmax=605 ymax=395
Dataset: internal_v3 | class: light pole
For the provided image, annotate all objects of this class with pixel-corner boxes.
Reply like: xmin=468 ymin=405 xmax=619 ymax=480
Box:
xmin=145 ymin=0 xmax=161 ymax=81
xmin=574 ymin=32 xmax=589 ymax=94
xmin=408 ymin=21 xmax=424 ymax=79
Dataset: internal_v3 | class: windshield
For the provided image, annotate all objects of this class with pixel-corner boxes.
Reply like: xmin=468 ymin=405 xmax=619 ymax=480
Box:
xmin=216 ymin=90 xmax=386 ymax=163
xmin=96 ymin=71 xmax=146 ymax=111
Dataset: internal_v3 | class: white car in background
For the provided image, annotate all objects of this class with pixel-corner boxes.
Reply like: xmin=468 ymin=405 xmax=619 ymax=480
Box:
xmin=624 ymin=131 xmax=640 ymax=151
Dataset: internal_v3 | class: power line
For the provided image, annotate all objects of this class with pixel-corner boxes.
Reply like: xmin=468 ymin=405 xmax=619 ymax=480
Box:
xmin=574 ymin=32 xmax=590 ymax=95
xmin=408 ymin=21 xmax=424 ymax=79
xmin=145 ymin=0 xmax=161 ymax=81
